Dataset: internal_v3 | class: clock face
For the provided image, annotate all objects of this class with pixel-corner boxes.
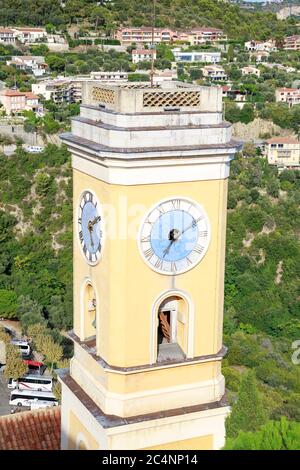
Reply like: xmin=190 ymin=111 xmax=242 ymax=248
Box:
xmin=139 ymin=198 xmax=210 ymax=275
xmin=78 ymin=191 xmax=102 ymax=265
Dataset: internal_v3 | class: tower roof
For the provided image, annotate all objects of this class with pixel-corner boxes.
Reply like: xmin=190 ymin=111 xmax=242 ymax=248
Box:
xmin=81 ymin=81 xmax=219 ymax=114
xmin=60 ymin=80 xmax=241 ymax=186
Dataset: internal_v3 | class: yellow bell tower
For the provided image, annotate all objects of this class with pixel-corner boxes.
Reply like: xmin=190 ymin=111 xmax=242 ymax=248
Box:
xmin=59 ymin=82 xmax=240 ymax=450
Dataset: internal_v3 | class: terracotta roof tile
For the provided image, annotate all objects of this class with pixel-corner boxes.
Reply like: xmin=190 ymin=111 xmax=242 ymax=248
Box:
xmin=0 ymin=407 xmax=61 ymax=450
xmin=267 ymin=137 xmax=299 ymax=144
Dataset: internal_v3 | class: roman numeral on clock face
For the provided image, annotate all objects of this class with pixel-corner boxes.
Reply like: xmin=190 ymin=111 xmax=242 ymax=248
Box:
xmin=171 ymin=199 xmax=181 ymax=210
xmin=141 ymin=235 xmax=151 ymax=243
xmin=171 ymin=262 xmax=177 ymax=272
xmin=144 ymin=247 xmax=154 ymax=260
xmin=193 ymin=244 xmax=204 ymax=255
xmin=199 ymin=230 xmax=208 ymax=237
xmin=154 ymin=258 xmax=164 ymax=269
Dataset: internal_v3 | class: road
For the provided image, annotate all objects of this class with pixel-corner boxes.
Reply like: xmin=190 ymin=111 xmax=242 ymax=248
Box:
xmin=0 ymin=369 xmax=11 ymax=416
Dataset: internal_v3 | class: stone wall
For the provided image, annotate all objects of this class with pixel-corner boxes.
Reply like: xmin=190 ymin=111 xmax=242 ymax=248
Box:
xmin=232 ymin=118 xmax=296 ymax=142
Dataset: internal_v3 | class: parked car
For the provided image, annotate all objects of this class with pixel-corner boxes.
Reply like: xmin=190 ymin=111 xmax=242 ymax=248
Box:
xmin=25 ymin=145 xmax=44 ymax=153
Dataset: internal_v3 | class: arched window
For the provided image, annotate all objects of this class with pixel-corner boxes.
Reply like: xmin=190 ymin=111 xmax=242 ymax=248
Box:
xmin=81 ymin=280 xmax=97 ymax=340
xmin=151 ymin=291 xmax=193 ymax=364
xmin=76 ymin=433 xmax=88 ymax=450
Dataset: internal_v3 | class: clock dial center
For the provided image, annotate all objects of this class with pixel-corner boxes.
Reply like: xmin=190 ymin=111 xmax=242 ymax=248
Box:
xmin=168 ymin=228 xmax=181 ymax=241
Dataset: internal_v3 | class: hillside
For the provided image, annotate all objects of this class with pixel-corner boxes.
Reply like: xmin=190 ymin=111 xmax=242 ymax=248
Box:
xmin=0 ymin=144 xmax=72 ymax=332
xmin=223 ymin=154 xmax=300 ymax=422
xmin=0 ymin=0 xmax=298 ymax=41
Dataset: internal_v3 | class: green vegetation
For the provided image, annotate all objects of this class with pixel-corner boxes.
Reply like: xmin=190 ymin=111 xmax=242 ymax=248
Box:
xmin=3 ymin=344 xmax=28 ymax=380
xmin=225 ymin=417 xmax=300 ymax=450
xmin=226 ymin=370 xmax=267 ymax=438
xmin=223 ymin=154 xmax=300 ymax=440
xmin=0 ymin=144 xmax=72 ymax=336
xmin=0 ymin=0 xmax=297 ymax=41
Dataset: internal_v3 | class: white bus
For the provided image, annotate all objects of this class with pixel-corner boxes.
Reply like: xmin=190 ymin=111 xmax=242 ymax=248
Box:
xmin=9 ymin=390 xmax=58 ymax=408
xmin=8 ymin=374 xmax=53 ymax=392
xmin=10 ymin=340 xmax=30 ymax=357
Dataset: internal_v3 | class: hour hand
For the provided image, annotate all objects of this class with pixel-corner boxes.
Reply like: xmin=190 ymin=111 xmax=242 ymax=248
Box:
xmin=89 ymin=230 xmax=94 ymax=248
xmin=163 ymin=240 xmax=174 ymax=258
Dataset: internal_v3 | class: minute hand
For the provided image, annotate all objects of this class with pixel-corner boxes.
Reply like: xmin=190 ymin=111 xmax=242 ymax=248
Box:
xmin=180 ymin=217 xmax=202 ymax=237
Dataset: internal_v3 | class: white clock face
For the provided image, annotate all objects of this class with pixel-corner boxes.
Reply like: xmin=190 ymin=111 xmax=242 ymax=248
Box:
xmin=78 ymin=191 xmax=102 ymax=265
xmin=139 ymin=198 xmax=211 ymax=275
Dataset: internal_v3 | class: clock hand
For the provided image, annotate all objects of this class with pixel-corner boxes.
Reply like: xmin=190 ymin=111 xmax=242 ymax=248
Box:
xmin=163 ymin=239 xmax=175 ymax=258
xmin=180 ymin=217 xmax=202 ymax=237
xmin=162 ymin=228 xmax=181 ymax=258
xmin=89 ymin=229 xmax=94 ymax=248
xmin=90 ymin=215 xmax=101 ymax=226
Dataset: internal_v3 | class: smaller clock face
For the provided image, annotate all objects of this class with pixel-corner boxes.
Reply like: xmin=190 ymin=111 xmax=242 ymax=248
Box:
xmin=139 ymin=198 xmax=210 ymax=275
xmin=78 ymin=191 xmax=102 ymax=265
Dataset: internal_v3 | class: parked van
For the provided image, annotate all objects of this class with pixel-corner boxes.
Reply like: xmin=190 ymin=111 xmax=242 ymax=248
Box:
xmin=10 ymin=340 xmax=30 ymax=357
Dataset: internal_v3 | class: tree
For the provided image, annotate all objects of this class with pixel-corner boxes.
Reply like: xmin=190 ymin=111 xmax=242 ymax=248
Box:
xmin=27 ymin=323 xmax=49 ymax=351
xmin=45 ymin=55 xmax=66 ymax=72
xmin=226 ymin=370 xmax=267 ymax=438
xmin=35 ymin=172 xmax=52 ymax=196
xmin=0 ymin=134 xmax=14 ymax=151
xmin=225 ymin=418 xmax=300 ymax=450
xmin=16 ymin=295 xmax=45 ymax=333
xmin=45 ymin=23 xmax=56 ymax=34
xmin=0 ymin=328 xmax=11 ymax=344
xmin=41 ymin=335 xmax=63 ymax=372
xmin=48 ymin=295 xmax=67 ymax=329
xmin=267 ymin=178 xmax=280 ymax=198
xmin=239 ymin=104 xmax=255 ymax=124
xmin=0 ymin=290 xmax=17 ymax=318
xmin=189 ymin=68 xmax=203 ymax=81
xmin=3 ymin=344 xmax=28 ymax=380
xmin=227 ymin=44 xmax=234 ymax=63
xmin=242 ymin=142 xmax=257 ymax=158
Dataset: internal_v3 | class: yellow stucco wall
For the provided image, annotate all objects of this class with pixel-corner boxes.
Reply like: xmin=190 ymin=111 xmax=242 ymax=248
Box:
xmin=72 ymin=341 xmax=222 ymax=395
xmin=73 ymin=170 xmax=228 ymax=369
xmin=144 ymin=434 xmax=213 ymax=450
xmin=68 ymin=411 xmax=99 ymax=450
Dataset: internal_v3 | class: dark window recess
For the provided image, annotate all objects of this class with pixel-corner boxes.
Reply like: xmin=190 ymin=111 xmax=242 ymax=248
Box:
xmin=164 ymin=107 xmax=180 ymax=112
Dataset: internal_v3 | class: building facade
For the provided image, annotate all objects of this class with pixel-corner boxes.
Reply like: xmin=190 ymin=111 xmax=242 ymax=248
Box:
xmin=6 ymin=56 xmax=48 ymax=77
xmin=0 ymin=27 xmax=46 ymax=44
xmin=241 ymin=66 xmax=261 ymax=77
xmin=266 ymin=137 xmax=300 ymax=168
xmin=58 ymin=81 xmax=240 ymax=450
xmin=275 ymin=87 xmax=300 ymax=106
xmin=0 ymin=28 xmax=16 ymax=44
xmin=284 ymin=35 xmax=300 ymax=50
xmin=245 ymin=39 xmax=277 ymax=52
xmin=114 ymin=27 xmax=175 ymax=45
xmin=132 ymin=49 xmax=157 ymax=64
xmin=32 ymin=78 xmax=83 ymax=104
xmin=172 ymin=49 xmax=221 ymax=64
xmin=114 ymin=27 xmax=226 ymax=46
xmin=0 ymin=89 xmax=41 ymax=115
xmin=201 ymin=65 xmax=227 ymax=81
xmin=187 ymin=28 xmax=227 ymax=45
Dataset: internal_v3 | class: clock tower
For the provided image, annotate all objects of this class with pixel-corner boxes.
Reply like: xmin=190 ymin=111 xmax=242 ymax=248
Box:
xmin=58 ymin=81 xmax=240 ymax=450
